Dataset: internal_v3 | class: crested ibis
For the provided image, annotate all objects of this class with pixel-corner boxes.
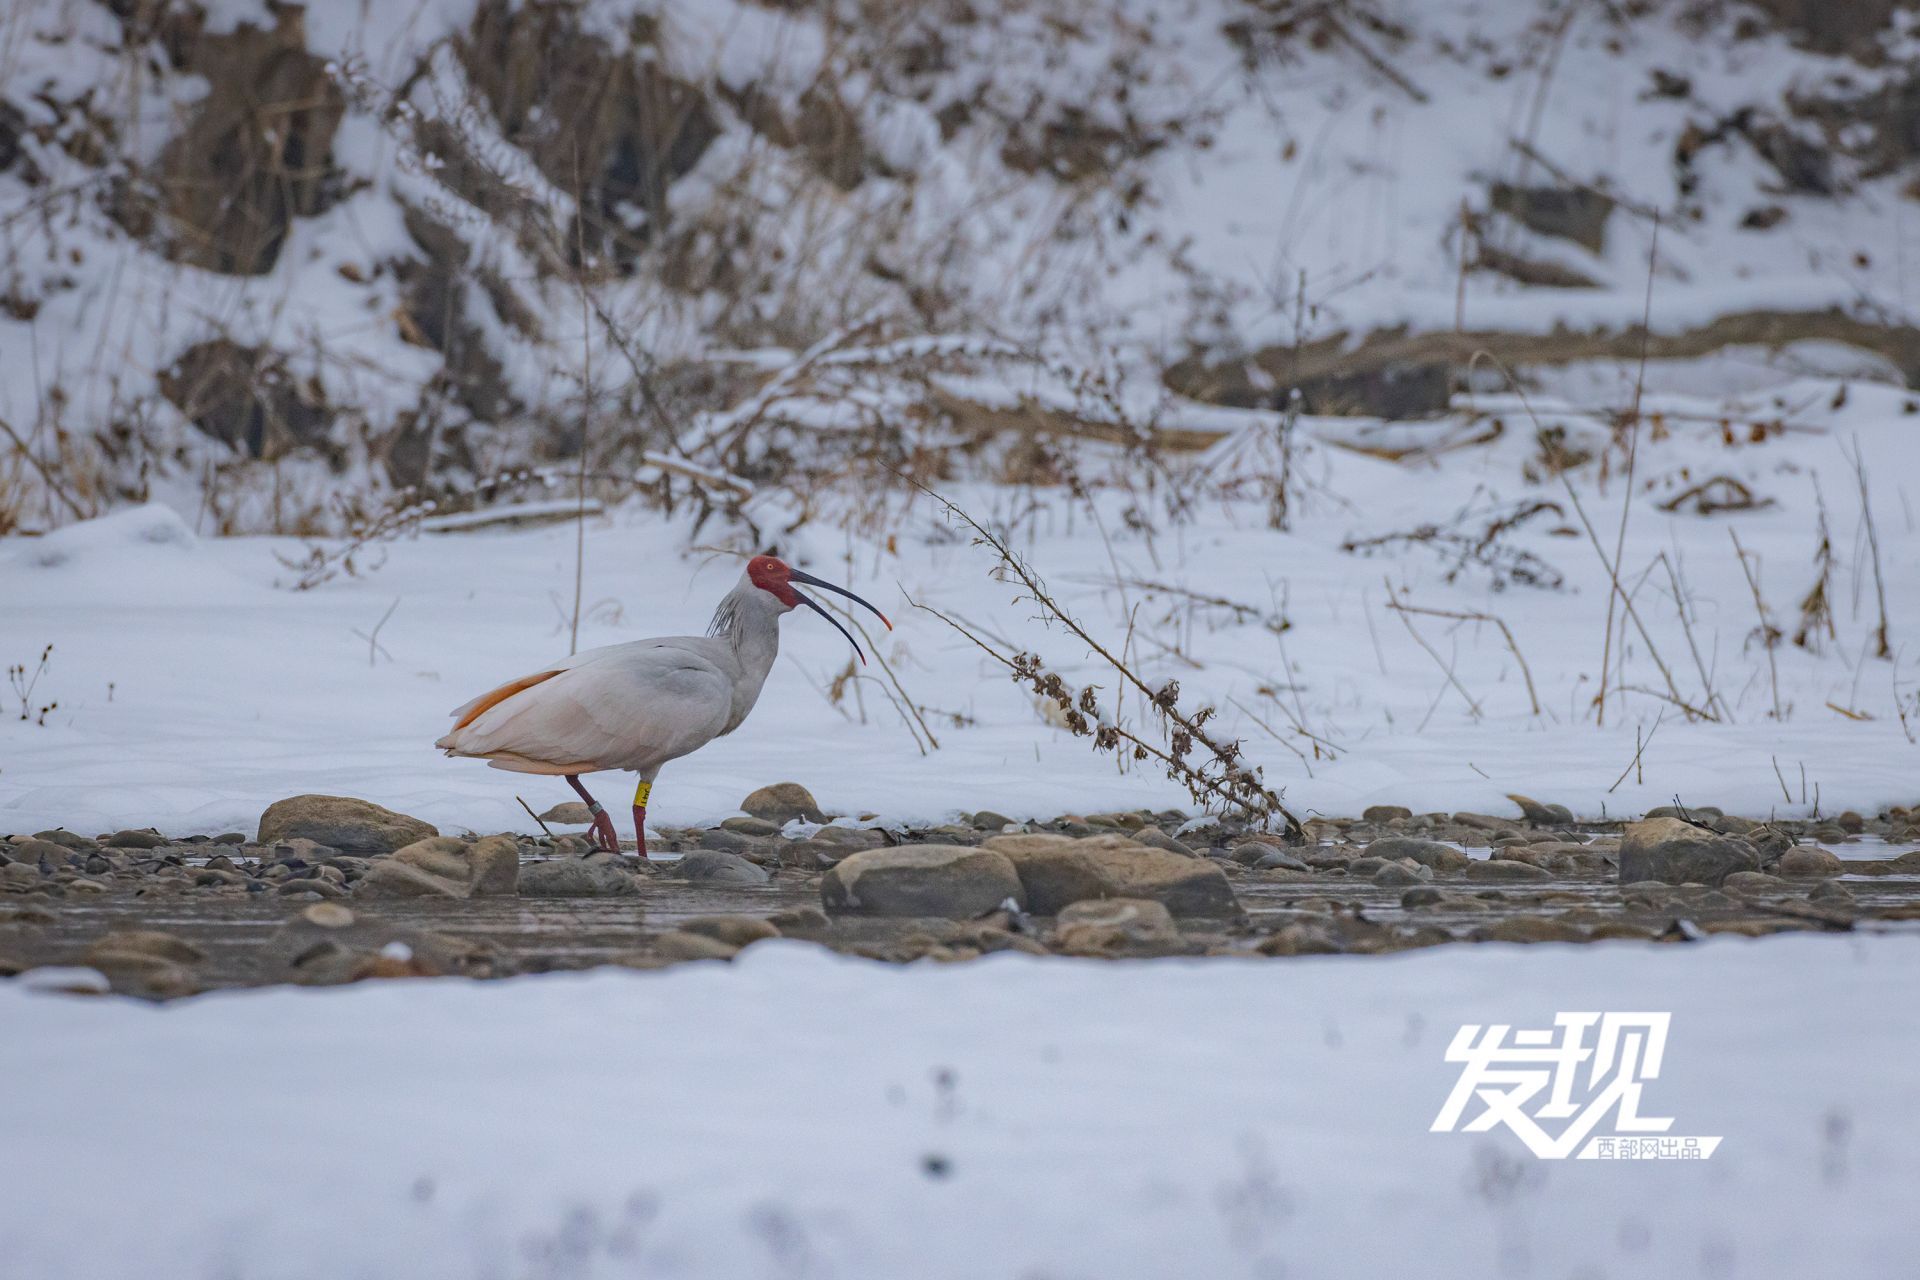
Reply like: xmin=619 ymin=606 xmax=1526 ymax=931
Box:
xmin=436 ymin=555 xmax=890 ymax=856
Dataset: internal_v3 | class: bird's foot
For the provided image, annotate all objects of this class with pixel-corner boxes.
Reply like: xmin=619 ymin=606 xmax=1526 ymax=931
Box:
xmin=589 ymin=807 xmax=621 ymax=855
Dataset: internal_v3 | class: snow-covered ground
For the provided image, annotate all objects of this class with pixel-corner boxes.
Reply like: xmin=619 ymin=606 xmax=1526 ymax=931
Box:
xmin=1 ymin=933 xmax=1914 ymax=1278
xmin=4 ymin=366 xmax=1917 ymax=837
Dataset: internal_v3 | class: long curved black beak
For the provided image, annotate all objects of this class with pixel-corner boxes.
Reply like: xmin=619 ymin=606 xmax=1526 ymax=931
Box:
xmin=790 ymin=569 xmax=891 ymax=666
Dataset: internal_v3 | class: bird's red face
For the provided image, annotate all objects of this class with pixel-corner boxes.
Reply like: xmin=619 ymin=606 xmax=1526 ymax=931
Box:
xmin=743 ymin=554 xmax=892 ymax=664
xmin=746 ymin=555 xmax=800 ymax=608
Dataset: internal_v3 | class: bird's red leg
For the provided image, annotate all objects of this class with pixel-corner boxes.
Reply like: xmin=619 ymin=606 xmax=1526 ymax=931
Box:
xmin=565 ymin=773 xmax=620 ymax=853
xmin=631 ymin=779 xmax=652 ymax=861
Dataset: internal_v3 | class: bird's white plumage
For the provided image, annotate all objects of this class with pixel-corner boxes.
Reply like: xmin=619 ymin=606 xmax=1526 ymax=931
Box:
xmin=434 ymin=569 xmax=790 ymax=777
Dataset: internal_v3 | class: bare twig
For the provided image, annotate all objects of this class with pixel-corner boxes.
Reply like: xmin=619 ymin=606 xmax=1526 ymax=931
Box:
xmin=1468 ymin=350 xmax=1708 ymax=720
xmin=517 ymin=796 xmax=554 ymax=837
xmin=1608 ymin=709 xmax=1665 ymax=794
xmin=907 ymin=483 xmax=1303 ymax=836
xmin=1843 ymin=438 xmax=1893 ymax=660
xmin=1731 ymin=529 xmax=1783 ymax=720
xmin=1383 ymin=578 xmax=1482 ymax=719
xmin=1598 ymin=212 xmax=1659 ymax=727
xmin=1383 ymin=594 xmax=1542 ymax=717
xmin=349 ymin=597 xmax=401 ymax=668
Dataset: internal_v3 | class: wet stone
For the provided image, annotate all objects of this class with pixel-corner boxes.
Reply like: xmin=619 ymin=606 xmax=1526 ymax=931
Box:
xmin=741 ymin=782 xmax=828 ymax=824
xmin=103 ymin=829 xmax=169 ymax=849
xmin=1617 ymin=817 xmax=1760 ymax=887
xmin=1054 ymin=898 xmax=1180 ymax=954
xmin=521 ymin=854 xmax=643 ymax=896
xmin=666 ymin=850 xmax=771 ymax=886
xmin=1774 ymin=846 xmax=1844 ymax=878
xmin=654 ymin=930 xmax=741 ymax=962
xmin=1464 ymin=858 xmax=1553 ymax=882
xmin=1506 ymin=794 xmax=1575 ymax=826
xmin=698 ymin=828 xmax=761 ymax=854
xmin=257 ymin=794 xmax=437 ymax=855
xmin=1363 ymin=838 xmax=1470 ymax=872
xmin=677 ymin=915 xmax=780 ymax=947
xmin=31 ymin=830 xmax=97 ymax=850
xmin=1373 ymin=860 xmax=1430 ymax=887
xmin=823 ymin=846 xmax=1024 ymax=919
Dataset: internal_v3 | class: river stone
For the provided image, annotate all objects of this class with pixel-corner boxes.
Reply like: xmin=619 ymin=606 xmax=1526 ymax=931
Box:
xmin=1233 ymin=841 xmax=1308 ymax=871
xmin=982 ymin=833 xmax=1239 ymax=917
xmin=677 ymin=915 xmax=781 ymax=947
xmin=521 ymin=853 xmax=642 ymax=896
xmin=655 ymin=931 xmax=742 ymax=962
xmin=0 ymin=862 xmax=42 ymax=889
xmin=698 ymin=828 xmax=761 ymax=854
xmin=741 ymin=782 xmax=828 ymax=824
xmin=84 ymin=929 xmax=207 ymax=966
xmin=382 ymin=834 xmax=520 ymax=897
xmin=1363 ymin=837 xmax=1470 ymax=872
xmin=1473 ymin=916 xmax=1589 ymax=944
xmin=1809 ymin=879 xmax=1856 ymax=905
xmin=354 ymin=860 xmax=467 ymax=900
xmin=11 ymin=839 xmax=79 ymax=870
xmin=720 ymin=816 xmax=780 ymax=836
xmin=1464 ymin=858 xmax=1554 ymax=882
xmin=666 ymin=850 xmax=771 ymax=886
xmin=1506 ymin=794 xmax=1575 ymax=825
xmin=1054 ymin=898 xmax=1180 ymax=952
xmin=103 ymin=829 xmax=169 ymax=849
xmin=258 ymin=795 xmax=437 ymax=854
xmin=1373 ymin=860 xmax=1430 ymax=886
xmin=1362 ymin=804 xmax=1412 ymax=823
xmin=1775 ymin=846 xmax=1844 ymax=878
xmin=1132 ymin=828 xmax=1197 ymax=857
xmin=822 ymin=846 xmax=1024 ymax=918
xmin=809 ymin=825 xmax=888 ymax=852
xmin=301 ymin=902 xmax=356 ymax=928
xmin=31 ymin=829 xmax=96 ymax=849
xmin=1617 ymin=817 xmax=1759 ymax=887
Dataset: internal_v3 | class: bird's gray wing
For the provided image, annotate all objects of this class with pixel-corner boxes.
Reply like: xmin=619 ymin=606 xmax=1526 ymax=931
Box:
xmin=442 ymin=641 xmax=734 ymax=771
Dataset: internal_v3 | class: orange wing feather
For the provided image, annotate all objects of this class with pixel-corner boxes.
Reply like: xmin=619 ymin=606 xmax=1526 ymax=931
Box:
xmin=451 ymin=670 xmax=561 ymax=731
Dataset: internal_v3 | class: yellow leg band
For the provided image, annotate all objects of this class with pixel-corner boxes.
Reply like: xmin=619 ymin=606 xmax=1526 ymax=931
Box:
xmin=633 ymin=780 xmax=653 ymax=807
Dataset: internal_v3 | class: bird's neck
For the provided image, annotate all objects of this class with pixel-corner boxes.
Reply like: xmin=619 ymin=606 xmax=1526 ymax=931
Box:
xmin=709 ymin=581 xmax=782 ymax=684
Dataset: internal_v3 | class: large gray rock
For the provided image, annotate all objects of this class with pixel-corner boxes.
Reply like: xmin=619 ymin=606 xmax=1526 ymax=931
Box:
xmin=822 ymin=845 xmax=1023 ymax=918
xmin=1363 ymin=837 xmax=1470 ymax=872
xmin=982 ymin=833 xmax=1239 ymax=917
xmin=668 ymin=850 xmax=772 ymax=886
xmin=520 ymin=853 xmax=641 ymax=897
xmin=1617 ymin=817 xmax=1760 ymax=887
xmin=258 ymin=795 xmax=437 ymax=854
xmin=740 ymin=782 xmax=828 ymax=824
xmin=406 ymin=834 xmax=517 ymax=893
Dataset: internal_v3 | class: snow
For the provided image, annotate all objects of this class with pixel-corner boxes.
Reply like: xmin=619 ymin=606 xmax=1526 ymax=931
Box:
xmin=3 ymin=366 xmax=1917 ymax=838
xmin=11 ymin=0 xmax=1920 ymax=537
xmin=0 ymin=933 xmax=1915 ymax=1278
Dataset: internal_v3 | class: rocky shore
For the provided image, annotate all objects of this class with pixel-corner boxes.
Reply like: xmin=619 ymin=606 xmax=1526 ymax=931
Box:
xmin=4 ymin=787 xmax=1919 ymax=999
